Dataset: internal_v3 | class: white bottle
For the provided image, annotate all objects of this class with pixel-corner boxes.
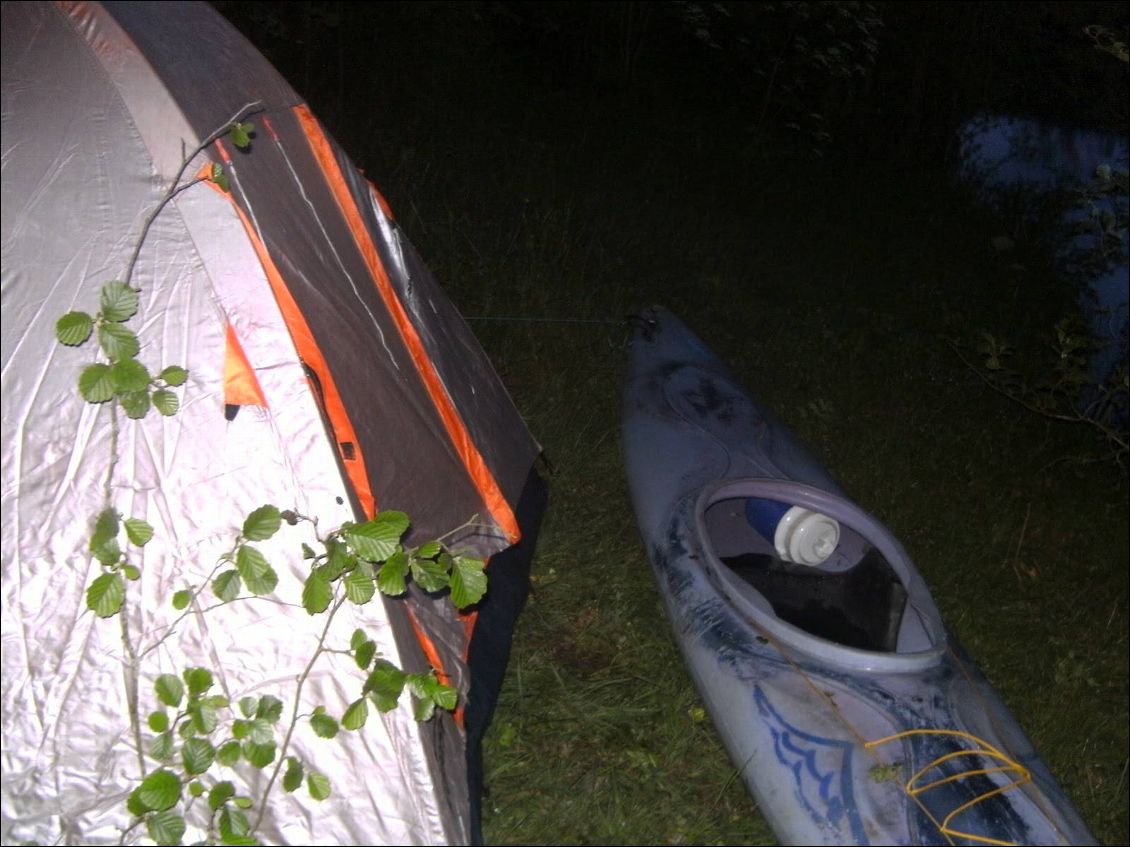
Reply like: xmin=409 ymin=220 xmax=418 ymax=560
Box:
xmin=746 ymin=498 xmax=840 ymax=566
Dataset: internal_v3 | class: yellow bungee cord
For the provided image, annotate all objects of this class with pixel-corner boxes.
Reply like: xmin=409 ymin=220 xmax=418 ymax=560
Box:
xmin=864 ymin=728 xmax=1032 ymax=847
xmin=749 ymin=620 xmax=1050 ymax=847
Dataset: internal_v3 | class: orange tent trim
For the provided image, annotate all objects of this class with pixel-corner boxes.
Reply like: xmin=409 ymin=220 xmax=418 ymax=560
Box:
xmin=293 ymin=104 xmax=519 ymax=543
xmin=207 ymin=140 xmax=377 ymax=517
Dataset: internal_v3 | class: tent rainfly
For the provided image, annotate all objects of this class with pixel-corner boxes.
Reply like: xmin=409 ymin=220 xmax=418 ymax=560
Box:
xmin=1 ymin=1 xmax=545 ymax=844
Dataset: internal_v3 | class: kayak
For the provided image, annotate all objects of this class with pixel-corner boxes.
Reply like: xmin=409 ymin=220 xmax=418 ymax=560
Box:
xmin=621 ymin=306 xmax=1096 ymax=846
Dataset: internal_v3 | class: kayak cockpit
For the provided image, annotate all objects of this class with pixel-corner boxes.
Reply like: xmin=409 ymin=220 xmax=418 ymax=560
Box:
xmin=696 ymin=478 xmax=948 ymax=673
xmin=718 ymin=547 xmax=907 ymax=652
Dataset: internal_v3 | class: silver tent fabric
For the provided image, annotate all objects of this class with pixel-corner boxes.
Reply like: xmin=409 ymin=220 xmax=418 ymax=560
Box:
xmin=1 ymin=2 xmax=540 ymax=843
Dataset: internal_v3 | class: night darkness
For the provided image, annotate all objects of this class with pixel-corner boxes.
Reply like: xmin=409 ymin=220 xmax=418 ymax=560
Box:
xmin=211 ymin=3 xmax=1128 ymax=845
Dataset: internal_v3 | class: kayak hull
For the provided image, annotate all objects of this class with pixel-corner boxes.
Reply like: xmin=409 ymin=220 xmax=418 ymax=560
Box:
xmin=622 ymin=306 xmax=1096 ymax=846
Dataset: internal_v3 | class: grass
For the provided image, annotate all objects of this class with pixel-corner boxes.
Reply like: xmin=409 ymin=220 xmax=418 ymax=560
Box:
xmin=401 ymin=129 xmax=1129 ymax=844
xmin=223 ymin=7 xmax=1129 ymax=844
xmin=407 ymin=123 xmax=1127 ymax=847
xmin=376 ymin=65 xmax=1126 ymax=847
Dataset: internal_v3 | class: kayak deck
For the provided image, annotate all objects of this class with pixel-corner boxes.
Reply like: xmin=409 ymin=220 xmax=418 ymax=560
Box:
xmin=622 ymin=306 xmax=1098 ymax=845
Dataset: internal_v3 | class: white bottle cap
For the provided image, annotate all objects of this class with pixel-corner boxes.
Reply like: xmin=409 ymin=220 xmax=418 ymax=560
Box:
xmin=774 ymin=506 xmax=840 ymax=566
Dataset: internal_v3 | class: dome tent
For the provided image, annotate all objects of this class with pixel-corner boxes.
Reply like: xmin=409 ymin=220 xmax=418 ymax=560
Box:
xmin=0 ymin=1 xmax=544 ymax=843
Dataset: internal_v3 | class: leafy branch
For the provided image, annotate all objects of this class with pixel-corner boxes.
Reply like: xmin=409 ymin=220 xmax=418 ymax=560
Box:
xmin=55 ymin=108 xmax=261 ymax=814
xmin=122 ymin=504 xmax=485 ymax=845
xmin=55 ymin=104 xmax=259 ymax=425
xmin=947 ymin=332 xmax=1128 ymax=464
xmin=51 ymin=101 xmax=490 ymax=844
xmin=123 ymin=104 xmax=259 ymax=288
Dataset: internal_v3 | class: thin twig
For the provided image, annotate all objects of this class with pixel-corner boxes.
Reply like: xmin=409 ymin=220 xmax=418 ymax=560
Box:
xmin=124 ymin=101 xmax=263 ymax=286
xmin=252 ymin=593 xmax=348 ymax=834
xmin=947 ymin=339 xmax=1128 ymax=455
xmin=1009 ymin=502 xmax=1033 ymax=585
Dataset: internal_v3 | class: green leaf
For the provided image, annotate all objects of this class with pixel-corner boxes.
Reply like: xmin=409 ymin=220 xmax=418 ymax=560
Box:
xmin=147 ymin=809 xmax=186 ymax=846
xmin=218 ymin=809 xmax=257 ymax=846
xmin=242 ymin=740 xmax=276 ymax=769
xmin=118 ymin=389 xmax=151 ymax=420
xmin=209 ymin=781 xmax=236 ymax=811
xmin=301 ymin=571 xmax=333 ymax=615
xmin=212 ymin=569 xmax=241 ymax=602
xmin=121 ymin=564 xmax=141 ymax=581
xmin=138 ymin=769 xmax=181 ymax=812
xmin=219 ymin=822 xmax=258 ymax=846
xmin=301 ymin=542 xmax=316 ymax=560
xmin=239 ymin=696 xmax=258 ymax=718
xmin=150 ymin=731 xmax=175 ymax=761
xmin=155 ymin=674 xmax=184 ymax=708
xmin=413 ymin=695 xmax=437 ymax=722
xmin=159 ymin=365 xmax=188 ymax=386
xmin=431 ymin=681 xmax=458 ymax=713
xmin=90 ymin=536 xmax=122 ymax=568
xmin=256 ymin=695 xmax=284 ymax=723
xmin=111 ymin=357 xmax=151 ymax=393
xmin=409 ymin=553 xmax=448 ymax=593
xmin=344 ymin=560 xmax=375 ymax=605
xmin=320 ymin=538 xmax=354 ymax=581
xmin=100 ymin=281 xmax=139 ymax=322
xmin=152 ymin=388 xmax=180 ymax=417
xmin=233 ymin=543 xmax=267 ymax=578
xmin=182 ymin=737 xmax=215 ymax=775
xmin=79 ymin=363 xmax=115 ymax=403
xmin=364 ymin=660 xmax=406 ymax=713
xmin=436 ymin=688 xmax=459 ymax=715
xmin=87 ymin=572 xmax=125 ymax=617
xmin=232 ymin=719 xmax=250 ymax=740
xmin=90 ymin=508 xmax=119 ymax=546
xmin=123 ymin=517 xmax=154 ymax=546
xmin=307 ymin=771 xmax=331 ymax=801
xmin=172 ymin=589 xmax=192 ymax=611
xmin=216 ymin=741 xmax=241 ymax=767
xmin=148 ymin=711 xmax=169 ymax=733
xmin=56 ymin=311 xmax=94 ymax=346
xmin=309 ymin=711 xmax=339 ymax=739
xmin=415 ymin=540 xmax=442 ymax=559
xmin=407 ymin=672 xmax=434 ymax=701
xmin=210 ymin=162 xmax=231 ymax=193
xmin=127 ymin=786 xmax=150 ymax=816
xmin=341 ymin=698 xmax=369 ymax=731
xmin=236 ymin=545 xmax=276 ymax=595
xmin=242 ymin=505 xmax=281 ymax=542
xmin=407 ymin=672 xmax=456 ymax=721
xmin=229 ymin=122 xmax=254 ymax=149
xmin=183 ymin=667 xmax=214 ymax=697
xmin=344 ymin=510 xmax=408 ymax=561
xmin=376 ymin=548 xmax=409 ymax=596
xmin=206 ymin=694 xmax=230 ymax=710
xmin=283 ymin=758 xmax=304 ymax=793
xmin=245 ymin=717 xmax=273 ymax=745
xmin=450 ymin=555 xmax=488 ymax=608
xmin=188 ymin=701 xmax=218 ymax=735
xmin=98 ymin=322 xmax=140 ymax=362
xmin=89 ymin=508 xmax=121 ymax=566
xmin=354 ymin=639 xmax=377 ymax=670
xmin=189 ymin=780 xmax=205 ymax=798
xmin=347 ymin=629 xmax=367 ymax=652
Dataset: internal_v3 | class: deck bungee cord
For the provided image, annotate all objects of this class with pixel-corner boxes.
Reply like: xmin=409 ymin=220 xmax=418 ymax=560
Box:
xmin=753 ymin=616 xmax=1066 ymax=847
